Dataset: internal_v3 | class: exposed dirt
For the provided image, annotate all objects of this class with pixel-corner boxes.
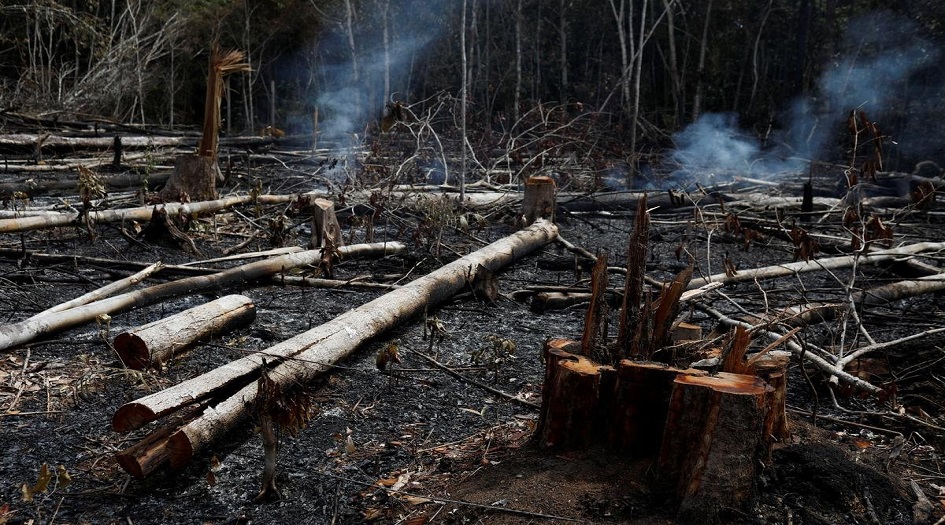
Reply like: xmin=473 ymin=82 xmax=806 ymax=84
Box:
xmin=0 ymin=149 xmax=942 ymax=525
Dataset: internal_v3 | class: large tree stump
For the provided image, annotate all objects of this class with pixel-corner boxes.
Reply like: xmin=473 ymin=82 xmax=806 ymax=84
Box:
xmin=610 ymin=360 xmax=705 ymax=455
xmin=160 ymin=154 xmax=221 ymax=202
xmin=658 ymin=372 xmax=771 ymax=524
xmin=114 ymin=294 xmax=256 ymax=370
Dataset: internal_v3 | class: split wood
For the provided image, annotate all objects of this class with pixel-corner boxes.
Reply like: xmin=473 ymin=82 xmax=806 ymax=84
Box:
xmin=0 ymin=242 xmax=403 ymax=352
xmin=112 ymin=220 xmax=558 ymax=476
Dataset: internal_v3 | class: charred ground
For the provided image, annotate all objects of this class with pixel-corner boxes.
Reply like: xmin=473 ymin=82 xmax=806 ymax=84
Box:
xmin=0 ymin=134 xmax=942 ymax=525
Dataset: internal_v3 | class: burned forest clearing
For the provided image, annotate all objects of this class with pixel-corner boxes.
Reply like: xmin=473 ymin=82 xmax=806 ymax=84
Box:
xmin=0 ymin=117 xmax=940 ymax=525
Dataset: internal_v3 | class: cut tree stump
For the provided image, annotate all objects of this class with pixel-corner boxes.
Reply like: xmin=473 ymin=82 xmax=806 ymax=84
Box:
xmin=160 ymin=154 xmax=221 ymax=202
xmin=609 ymin=360 xmax=705 ymax=455
xmin=536 ymin=338 xmax=614 ymax=450
xmin=749 ymin=351 xmax=791 ymax=443
xmin=521 ymin=175 xmax=556 ymax=226
xmin=658 ymin=372 xmax=772 ymax=524
xmin=114 ymin=294 xmax=256 ymax=370
xmin=308 ymin=197 xmax=343 ymax=249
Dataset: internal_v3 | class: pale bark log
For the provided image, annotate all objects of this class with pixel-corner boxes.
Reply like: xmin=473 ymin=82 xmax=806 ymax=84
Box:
xmin=112 ymin=220 xmax=558 ymax=471
xmin=114 ymin=294 xmax=256 ymax=370
xmin=688 ymin=241 xmax=945 ymax=290
xmin=0 ymin=133 xmax=276 ymax=152
xmin=30 ymin=262 xmax=164 ymax=319
xmin=0 ymin=193 xmax=300 ymax=233
xmin=0 ymin=242 xmax=403 ymax=353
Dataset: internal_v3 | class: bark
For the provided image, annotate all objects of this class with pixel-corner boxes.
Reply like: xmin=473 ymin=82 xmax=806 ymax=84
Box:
xmin=0 ymin=242 xmax=403 ymax=353
xmin=306 ymin=197 xmax=343 ymax=249
xmin=749 ymin=351 xmax=791 ymax=443
xmin=521 ymin=176 xmax=556 ymax=226
xmin=114 ymin=294 xmax=256 ymax=370
xmin=536 ymin=343 xmax=610 ymax=451
xmin=659 ymin=372 xmax=770 ymax=524
xmin=0 ymin=193 xmax=299 ymax=234
xmin=112 ymin=220 xmax=558 ymax=471
xmin=160 ymin=154 xmax=220 ymax=202
xmin=610 ymin=360 xmax=705 ymax=455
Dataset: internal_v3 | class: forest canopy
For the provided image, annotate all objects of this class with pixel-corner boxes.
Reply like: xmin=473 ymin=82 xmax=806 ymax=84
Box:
xmin=1 ymin=0 xmax=944 ymax=171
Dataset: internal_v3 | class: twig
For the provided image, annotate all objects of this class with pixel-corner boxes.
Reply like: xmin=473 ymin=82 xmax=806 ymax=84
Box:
xmin=837 ymin=327 xmax=945 ymax=368
xmin=413 ymin=350 xmax=540 ymax=409
xmin=694 ymin=302 xmax=882 ymax=394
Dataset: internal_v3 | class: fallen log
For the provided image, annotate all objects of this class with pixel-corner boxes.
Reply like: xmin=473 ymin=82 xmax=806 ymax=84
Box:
xmin=0 ymin=133 xmax=276 ymax=154
xmin=0 ymin=242 xmax=403 ymax=352
xmin=29 ymin=262 xmax=163 ymax=320
xmin=114 ymin=294 xmax=256 ymax=370
xmin=112 ymin=220 xmax=558 ymax=472
xmin=0 ymin=193 xmax=308 ymax=233
xmin=688 ymin=241 xmax=945 ymax=290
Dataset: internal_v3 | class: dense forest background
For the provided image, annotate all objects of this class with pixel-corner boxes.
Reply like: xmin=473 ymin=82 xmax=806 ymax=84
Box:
xmin=1 ymin=0 xmax=944 ymax=174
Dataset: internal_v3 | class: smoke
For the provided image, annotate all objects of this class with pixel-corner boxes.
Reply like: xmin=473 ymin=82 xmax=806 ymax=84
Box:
xmin=670 ymin=10 xmax=942 ymax=183
xmin=672 ymin=113 xmax=762 ymax=173
xmin=307 ymin=0 xmax=447 ymax=143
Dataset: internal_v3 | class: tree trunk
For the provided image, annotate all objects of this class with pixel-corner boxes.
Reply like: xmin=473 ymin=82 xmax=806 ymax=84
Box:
xmin=659 ymin=372 xmax=770 ymax=524
xmin=536 ymin=340 xmax=611 ymax=451
xmin=160 ymin=154 xmax=220 ymax=202
xmin=306 ymin=197 xmax=344 ymax=249
xmin=610 ymin=360 xmax=705 ymax=455
xmin=521 ymin=175 xmax=556 ymax=225
xmin=0 ymin=242 xmax=403 ymax=353
xmin=114 ymin=294 xmax=256 ymax=370
xmin=0 ymin=193 xmax=297 ymax=234
xmin=691 ymin=0 xmax=713 ymax=122
xmin=112 ymin=220 xmax=558 ymax=473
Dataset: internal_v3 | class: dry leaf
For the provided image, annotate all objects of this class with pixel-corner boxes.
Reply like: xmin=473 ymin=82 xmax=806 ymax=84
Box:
xmin=362 ymin=508 xmax=385 ymax=521
xmin=55 ymin=465 xmax=71 ymax=489
xmin=401 ymin=495 xmax=432 ymax=505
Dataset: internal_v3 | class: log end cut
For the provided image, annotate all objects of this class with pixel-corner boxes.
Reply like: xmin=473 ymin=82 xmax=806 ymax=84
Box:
xmin=112 ymin=403 xmax=160 ymax=433
xmin=113 ymin=332 xmax=151 ymax=370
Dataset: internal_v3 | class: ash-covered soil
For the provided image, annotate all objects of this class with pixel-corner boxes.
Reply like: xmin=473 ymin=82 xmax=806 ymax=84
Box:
xmin=0 ymin=158 xmax=942 ymax=525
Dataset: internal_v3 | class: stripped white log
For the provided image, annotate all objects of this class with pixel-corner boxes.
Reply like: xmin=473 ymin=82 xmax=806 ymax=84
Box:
xmin=688 ymin=242 xmax=945 ymax=290
xmin=0 ymin=194 xmax=307 ymax=233
xmin=0 ymin=242 xmax=403 ymax=352
xmin=114 ymin=295 xmax=256 ymax=370
xmin=29 ymin=262 xmax=164 ymax=319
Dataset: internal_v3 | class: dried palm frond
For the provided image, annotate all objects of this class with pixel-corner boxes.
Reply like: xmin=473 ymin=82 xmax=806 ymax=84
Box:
xmin=198 ymin=43 xmax=251 ymax=158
